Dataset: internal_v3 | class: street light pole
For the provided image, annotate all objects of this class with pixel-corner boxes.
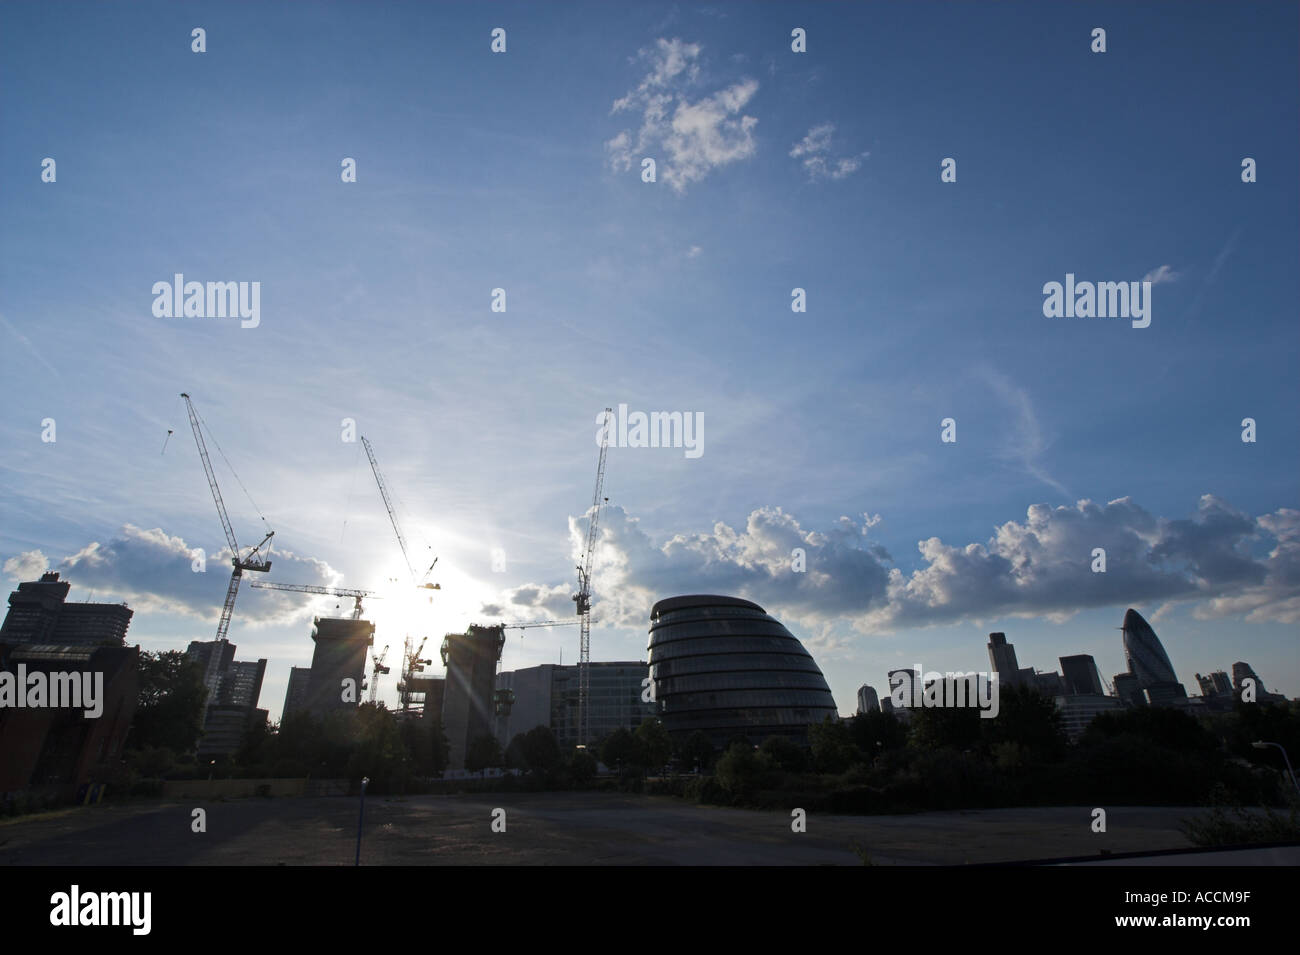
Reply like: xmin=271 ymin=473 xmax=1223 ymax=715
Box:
xmin=1252 ymin=741 xmax=1300 ymax=797
xmin=354 ymin=776 xmax=369 ymax=866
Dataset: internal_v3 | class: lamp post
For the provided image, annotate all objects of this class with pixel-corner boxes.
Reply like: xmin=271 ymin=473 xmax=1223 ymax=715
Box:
xmin=355 ymin=776 xmax=369 ymax=866
xmin=1252 ymin=741 xmax=1300 ymax=797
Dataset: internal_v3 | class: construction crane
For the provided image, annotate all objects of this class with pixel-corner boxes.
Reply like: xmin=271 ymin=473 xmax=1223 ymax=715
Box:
xmin=248 ymin=580 xmax=380 ymax=620
xmin=397 ymin=635 xmax=433 ymax=713
xmin=502 ymin=619 xmax=582 ymax=633
xmin=180 ymin=393 xmax=274 ymax=698
xmin=360 ymin=436 xmax=439 ymax=590
xmin=573 ymin=407 xmax=612 ymax=746
xmin=368 ymin=644 xmax=391 ymax=703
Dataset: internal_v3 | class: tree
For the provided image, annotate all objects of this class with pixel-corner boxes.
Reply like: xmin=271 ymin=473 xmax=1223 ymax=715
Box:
xmin=715 ymin=742 xmax=774 ymax=797
xmin=569 ymin=747 xmax=598 ymax=785
xmin=979 ymin=684 xmax=1067 ymax=760
xmin=677 ymin=730 xmax=715 ymax=773
xmin=465 ymin=733 xmax=503 ymax=775
xmin=521 ymin=725 xmax=563 ymax=774
xmin=601 ymin=727 xmax=639 ymax=774
xmin=808 ymin=715 xmax=859 ymax=773
xmin=129 ymin=650 xmax=206 ymax=754
xmin=848 ymin=709 xmax=907 ymax=757
xmin=759 ymin=735 xmax=808 ymax=773
xmin=635 ymin=719 xmax=672 ymax=772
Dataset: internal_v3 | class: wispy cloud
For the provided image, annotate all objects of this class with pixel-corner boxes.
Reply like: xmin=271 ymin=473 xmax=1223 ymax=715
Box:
xmin=606 ymin=37 xmax=759 ymax=194
xmin=790 ymin=123 xmax=868 ymax=181
xmin=976 ymin=365 xmax=1070 ymax=499
xmin=0 ymin=311 xmax=60 ymax=378
xmin=1143 ymin=264 xmax=1180 ymax=285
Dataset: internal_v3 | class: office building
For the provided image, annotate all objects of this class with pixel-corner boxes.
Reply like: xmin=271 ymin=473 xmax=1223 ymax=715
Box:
xmin=647 ymin=595 xmax=838 ymax=749
xmin=1120 ymin=608 xmax=1185 ymax=702
xmin=856 ymin=684 xmax=880 ymax=715
xmin=1060 ymin=654 xmax=1105 ymax=696
xmin=0 ymin=642 xmax=138 ymax=797
xmin=986 ymin=632 xmax=1023 ymax=686
xmin=1055 ymin=693 xmax=1126 ymax=742
xmin=282 ymin=666 xmax=312 ymax=719
xmin=1232 ymin=661 xmax=1286 ymax=704
xmin=494 ymin=661 xmax=655 ymax=750
xmin=1 ymin=572 xmax=133 ymax=646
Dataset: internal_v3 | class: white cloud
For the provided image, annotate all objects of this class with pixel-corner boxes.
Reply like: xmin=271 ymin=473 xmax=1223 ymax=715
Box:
xmin=24 ymin=524 xmax=343 ymax=627
xmin=480 ymin=497 xmax=1300 ymax=637
xmin=606 ymin=37 xmax=759 ymax=194
xmin=1143 ymin=264 xmax=1180 ymax=285
xmin=3 ymin=549 xmax=49 ymax=580
xmin=790 ymin=122 xmax=868 ymax=181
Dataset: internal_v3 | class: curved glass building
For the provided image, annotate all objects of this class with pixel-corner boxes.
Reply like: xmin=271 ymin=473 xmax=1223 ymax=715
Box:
xmin=647 ymin=594 xmax=837 ymax=748
xmin=1120 ymin=608 xmax=1177 ymax=687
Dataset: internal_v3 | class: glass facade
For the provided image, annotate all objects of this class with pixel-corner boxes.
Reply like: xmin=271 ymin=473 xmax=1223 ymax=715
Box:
xmin=647 ymin=594 xmax=838 ymax=749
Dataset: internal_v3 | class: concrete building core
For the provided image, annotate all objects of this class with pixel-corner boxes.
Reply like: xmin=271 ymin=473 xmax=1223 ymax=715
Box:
xmin=304 ymin=617 xmax=374 ymax=717
xmin=441 ymin=624 xmax=505 ymax=770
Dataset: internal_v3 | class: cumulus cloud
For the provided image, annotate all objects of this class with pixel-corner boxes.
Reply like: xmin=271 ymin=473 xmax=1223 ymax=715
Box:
xmin=790 ymin=122 xmax=867 ymax=181
xmin=4 ymin=549 xmax=49 ymax=580
xmin=7 ymin=524 xmax=342 ymax=628
xmin=480 ymin=496 xmax=1300 ymax=637
xmin=606 ymin=37 xmax=759 ymax=194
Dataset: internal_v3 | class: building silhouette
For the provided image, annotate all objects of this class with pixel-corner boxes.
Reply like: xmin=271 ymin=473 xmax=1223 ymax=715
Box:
xmin=1232 ymin=661 xmax=1286 ymax=704
xmin=282 ymin=666 xmax=312 ymax=719
xmin=986 ymin=632 xmax=1023 ymax=687
xmin=441 ymin=624 xmax=505 ymax=770
xmin=494 ymin=662 xmax=656 ymax=751
xmin=303 ymin=617 xmax=374 ymax=716
xmin=856 ymin=684 xmax=880 ymax=714
xmin=186 ymin=641 xmax=267 ymax=758
xmin=0 ymin=642 xmax=138 ymax=796
xmin=1117 ymin=608 xmax=1186 ymax=704
xmin=1 ymin=572 xmax=132 ymax=646
xmin=647 ymin=595 xmax=837 ymax=749
xmin=1059 ymin=654 xmax=1105 ymax=696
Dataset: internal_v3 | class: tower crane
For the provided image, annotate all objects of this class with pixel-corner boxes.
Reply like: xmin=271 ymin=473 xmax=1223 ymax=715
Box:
xmin=573 ymin=407 xmax=611 ymax=746
xmin=397 ymin=635 xmax=433 ymax=713
xmin=180 ymin=393 xmax=274 ymax=699
xmin=360 ymin=436 xmax=439 ymax=590
xmin=368 ymin=644 xmax=391 ymax=703
xmin=502 ymin=619 xmax=582 ymax=633
xmin=248 ymin=580 xmax=380 ymax=620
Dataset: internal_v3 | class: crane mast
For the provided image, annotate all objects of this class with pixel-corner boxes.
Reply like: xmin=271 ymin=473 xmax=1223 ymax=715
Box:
xmin=180 ymin=393 xmax=273 ymax=700
xmin=574 ymin=407 xmax=612 ymax=747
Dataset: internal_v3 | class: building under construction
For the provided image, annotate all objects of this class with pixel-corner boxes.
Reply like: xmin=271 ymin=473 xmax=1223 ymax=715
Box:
xmin=441 ymin=624 xmax=505 ymax=770
xmin=302 ymin=617 xmax=374 ymax=717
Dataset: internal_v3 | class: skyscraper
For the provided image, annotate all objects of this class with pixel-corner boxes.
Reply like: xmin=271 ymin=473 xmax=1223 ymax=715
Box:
xmin=856 ymin=684 xmax=880 ymax=714
xmin=1119 ymin=608 xmax=1185 ymax=703
xmin=986 ymin=632 xmax=1022 ymax=686
xmin=1059 ymin=654 xmax=1105 ymax=696
xmin=0 ymin=572 xmax=133 ymax=646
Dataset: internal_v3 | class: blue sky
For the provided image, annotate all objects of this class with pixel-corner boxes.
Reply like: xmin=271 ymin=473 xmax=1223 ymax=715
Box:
xmin=2 ymin=1 xmax=1297 ymax=721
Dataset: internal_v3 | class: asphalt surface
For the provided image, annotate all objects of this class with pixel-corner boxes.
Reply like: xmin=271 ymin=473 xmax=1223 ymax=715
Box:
xmin=0 ymin=793 xmax=1224 ymax=865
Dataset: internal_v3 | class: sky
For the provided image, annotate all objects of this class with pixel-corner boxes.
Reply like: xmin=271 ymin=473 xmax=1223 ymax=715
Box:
xmin=1 ymin=1 xmax=1297 ymax=723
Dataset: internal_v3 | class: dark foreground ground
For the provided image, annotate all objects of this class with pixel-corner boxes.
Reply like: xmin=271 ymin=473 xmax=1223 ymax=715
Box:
xmin=0 ymin=793 xmax=1280 ymax=865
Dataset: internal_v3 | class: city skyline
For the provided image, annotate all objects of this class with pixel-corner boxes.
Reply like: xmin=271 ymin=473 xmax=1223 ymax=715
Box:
xmin=2 ymin=1 xmax=1297 ymax=723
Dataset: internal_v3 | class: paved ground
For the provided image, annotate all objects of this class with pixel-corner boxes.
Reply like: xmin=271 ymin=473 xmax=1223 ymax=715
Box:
xmin=0 ymin=793 xmax=1223 ymax=865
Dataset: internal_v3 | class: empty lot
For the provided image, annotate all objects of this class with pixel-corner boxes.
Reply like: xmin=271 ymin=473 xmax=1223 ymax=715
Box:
xmin=0 ymin=792 xmax=1238 ymax=865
